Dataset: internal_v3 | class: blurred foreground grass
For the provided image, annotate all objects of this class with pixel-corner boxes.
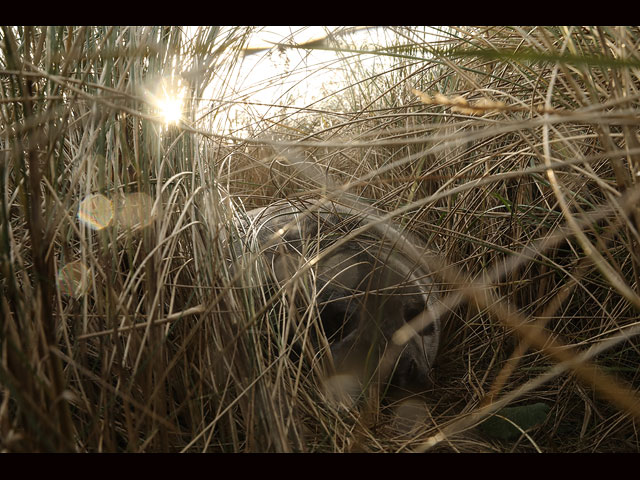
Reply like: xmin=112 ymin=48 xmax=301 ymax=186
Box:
xmin=1 ymin=26 xmax=640 ymax=452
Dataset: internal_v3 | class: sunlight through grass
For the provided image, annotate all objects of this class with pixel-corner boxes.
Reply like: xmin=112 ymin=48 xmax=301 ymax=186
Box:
xmin=3 ymin=25 xmax=640 ymax=453
xmin=146 ymin=78 xmax=185 ymax=126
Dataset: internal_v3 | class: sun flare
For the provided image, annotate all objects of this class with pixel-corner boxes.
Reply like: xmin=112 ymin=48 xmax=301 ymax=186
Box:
xmin=157 ymin=93 xmax=183 ymax=125
xmin=148 ymin=79 xmax=185 ymax=126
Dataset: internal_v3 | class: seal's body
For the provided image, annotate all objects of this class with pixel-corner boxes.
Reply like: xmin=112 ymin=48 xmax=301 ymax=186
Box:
xmin=232 ymin=198 xmax=440 ymax=394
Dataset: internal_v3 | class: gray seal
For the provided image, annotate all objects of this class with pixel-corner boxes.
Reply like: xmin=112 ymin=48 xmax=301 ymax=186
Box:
xmin=231 ymin=197 xmax=440 ymax=394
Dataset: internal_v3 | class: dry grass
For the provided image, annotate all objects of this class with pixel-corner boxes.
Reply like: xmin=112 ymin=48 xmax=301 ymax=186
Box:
xmin=1 ymin=25 xmax=640 ymax=452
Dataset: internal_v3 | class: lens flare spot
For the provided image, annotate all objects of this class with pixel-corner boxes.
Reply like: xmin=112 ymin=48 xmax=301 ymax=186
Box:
xmin=57 ymin=260 xmax=91 ymax=297
xmin=117 ymin=192 xmax=154 ymax=230
xmin=78 ymin=194 xmax=113 ymax=230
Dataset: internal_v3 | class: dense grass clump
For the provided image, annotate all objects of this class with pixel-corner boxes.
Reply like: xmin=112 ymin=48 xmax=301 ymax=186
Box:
xmin=1 ymin=26 xmax=640 ymax=452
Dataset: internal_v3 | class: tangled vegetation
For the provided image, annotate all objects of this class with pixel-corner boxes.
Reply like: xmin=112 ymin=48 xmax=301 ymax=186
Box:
xmin=1 ymin=26 xmax=640 ymax=452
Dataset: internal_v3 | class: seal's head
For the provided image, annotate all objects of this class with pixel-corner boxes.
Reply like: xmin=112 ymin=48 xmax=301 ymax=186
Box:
xmin=313 ymin=245 xmax=438 ymax=394
xmin=235 ymin=199 xmax=440 ymax=396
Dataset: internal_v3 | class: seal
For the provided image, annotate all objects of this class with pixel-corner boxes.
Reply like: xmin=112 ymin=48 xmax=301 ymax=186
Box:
xmin=232 ymin=197 xmax=440 ymax=394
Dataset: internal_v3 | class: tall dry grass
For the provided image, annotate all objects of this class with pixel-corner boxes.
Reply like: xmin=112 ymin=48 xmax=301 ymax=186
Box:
xmin=1 ymin=25 xmax=640 ymax=452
